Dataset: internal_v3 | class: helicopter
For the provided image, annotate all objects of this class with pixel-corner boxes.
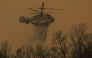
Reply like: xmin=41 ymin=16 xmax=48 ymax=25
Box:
xmin=19 ymin=2 xmax=64 ymax=24
xmin=28 ymin=2 xmax=64 ymax=16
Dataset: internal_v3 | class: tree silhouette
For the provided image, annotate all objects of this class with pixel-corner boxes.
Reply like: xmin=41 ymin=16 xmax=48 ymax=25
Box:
xmin=82 ymin=32 xmax=92 ymax=58
xmin=68 ymin=23 xmax=88 ymax=58
xmin=0 ymin=41 xmax=11 ymax=58
xmin=25 ymin=44 xmax=34 ymax=58
xmin=51 ymin=31 xmax=69 ymax=58
xmin=34 ymin=43 xmax=50 ymax=58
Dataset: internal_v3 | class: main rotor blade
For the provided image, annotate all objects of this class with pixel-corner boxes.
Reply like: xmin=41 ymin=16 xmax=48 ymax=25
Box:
xmin=49 ymin=12 xmax=56 ymax=13
xmin=42 ymin=3 xmax=44 ymax=8
xmin=29 ymin=13 xmax=39 ymax=14
xmin=38 ymin=8 xmax=64 ymax=10
xmin=28 ymin=8 xmax=40 ymax=12
xmin=44 ymin=8 xmax=64 ymax=10
xmin=40 ymin=2 xmax=44 ymax=13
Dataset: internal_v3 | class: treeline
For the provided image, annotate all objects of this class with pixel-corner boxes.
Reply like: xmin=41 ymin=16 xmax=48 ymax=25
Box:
xmin=0 ymin=23 xmax=92 ymax=58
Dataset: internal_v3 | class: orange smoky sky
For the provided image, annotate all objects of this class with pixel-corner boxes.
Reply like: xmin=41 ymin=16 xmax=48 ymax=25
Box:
xmin=0 ymin=0 xmax=92 ymax=50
